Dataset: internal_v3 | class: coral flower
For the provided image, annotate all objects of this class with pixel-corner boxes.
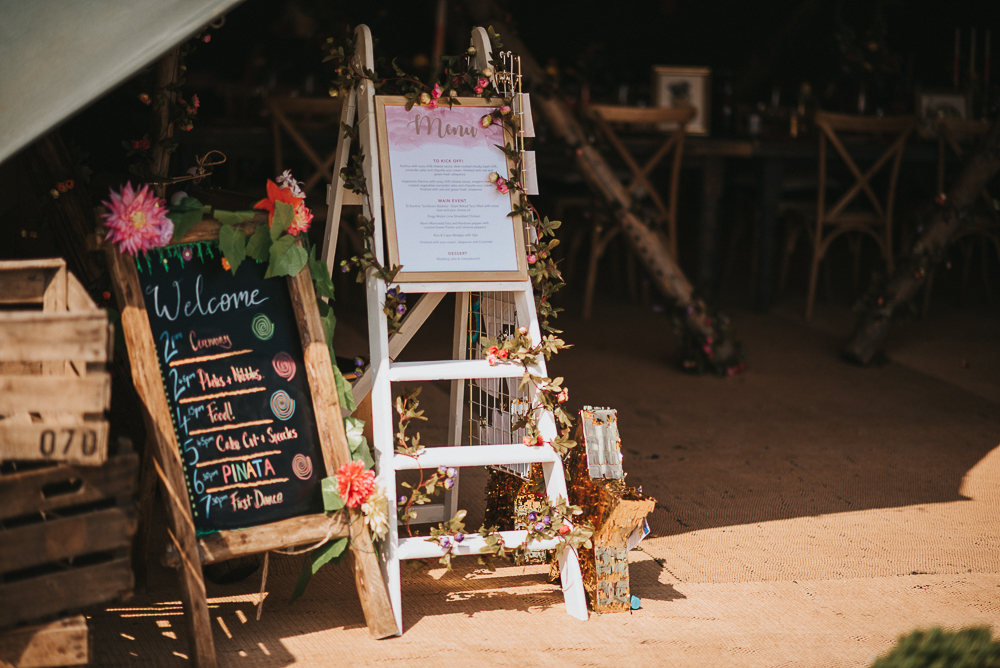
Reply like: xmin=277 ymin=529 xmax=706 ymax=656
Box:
xmin=336 ymin=460 xmax=376 ymax=508
xmin=253 ymin=179 xmax=313 ymax=236
xmin=102 ymin=182 xmax=174 ymax=256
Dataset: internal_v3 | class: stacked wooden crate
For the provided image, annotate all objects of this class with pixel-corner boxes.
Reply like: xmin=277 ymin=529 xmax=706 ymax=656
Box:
xmin=0 ymin=259 xmax=138 ymax=667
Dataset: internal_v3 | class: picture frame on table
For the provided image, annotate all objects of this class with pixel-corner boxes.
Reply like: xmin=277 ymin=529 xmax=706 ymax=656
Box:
xmin=915 ymin=89 xmax=970 ymax=137
xmin=374 ymin=96 xmax=528 ymax=283
xmin=652 ymin=66 xmax=712 ymax=136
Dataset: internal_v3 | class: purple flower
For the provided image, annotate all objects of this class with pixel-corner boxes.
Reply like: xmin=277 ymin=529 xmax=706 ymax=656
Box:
xmin=534 ymin=522 xmax=546 ymax=532
xmin=440 ymin=536 xmax=451 ymax=548
xmin=181 ymin=247 xmax=193 ymax=261
xmin=446 ymin=467 xmax=457 ymax=478
xmin=444 ymin=477 xmax=455 ymax=489
xmin=454 ymin=533 xmax=465 ymax=543
xmin=543 ymin=516 xmax=551 ymax=527
xmin=398 ymin=293 xmax=406 ymax=303
xmin=341 ymin=265 xmax=349 ymax=273
xmin=399 ymin=495 xmax=407 ymax=504
xmin=527 ymin=512 xmax=537 ymax=522
xmin=396 ymin=304 xmax=406 ymax=315
xmin=387 ymin=288 xmax=397 ymax=298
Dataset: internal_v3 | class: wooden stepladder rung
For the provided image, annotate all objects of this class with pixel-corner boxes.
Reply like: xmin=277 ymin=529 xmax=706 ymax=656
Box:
xmin=393 ymin=443 xmax=562 ymax=470
xmin=322 ymin=25 xmax=588 ymax=634
xmin=388 ymin=359 xmax=525 ymax=382
xmin=397 ymin=531 xmax=561 ymax=561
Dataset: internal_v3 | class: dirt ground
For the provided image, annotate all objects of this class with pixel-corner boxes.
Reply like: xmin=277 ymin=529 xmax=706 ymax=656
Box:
xmin=88 ymin=292 xmax=1000 ymax=668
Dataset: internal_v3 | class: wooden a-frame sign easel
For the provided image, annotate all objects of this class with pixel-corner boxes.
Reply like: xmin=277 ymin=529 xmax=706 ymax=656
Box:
xmin=107 ymin=219 xmax=397 ymax=668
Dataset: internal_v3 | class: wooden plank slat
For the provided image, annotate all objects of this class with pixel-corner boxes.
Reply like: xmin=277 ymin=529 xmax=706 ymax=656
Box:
xmin=0 ymin=615 xmax=88 ymax=668
xmin=0 ymin=313 xmax=109 ymax=363
xmin=0 ymin=421 xmax=110 ymax=466
xmin=0 ymin=375 xmax=110 ymax=413
xmin=0 ymin=270 xmax=52 ymax=306
xmin=0 ymin=507 xmax=134 ymax=573
xmin=0 ymin=452 xmax=138 ymax=521
xmin=0 ymin=558 xmax=132 ymax=630
xmin=65 ymin=272 xmax=97 ymax=312
xmin=0 ymin=260 xmax=68 ymax=308
xmin=163 ymin=512 xmax=350 ymax=567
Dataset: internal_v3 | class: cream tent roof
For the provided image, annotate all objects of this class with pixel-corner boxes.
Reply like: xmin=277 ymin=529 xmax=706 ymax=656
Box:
xmin=0 ymin=0 xmax=244 ymax=164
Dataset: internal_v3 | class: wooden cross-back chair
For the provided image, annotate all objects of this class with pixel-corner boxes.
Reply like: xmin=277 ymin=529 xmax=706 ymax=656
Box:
xmin=923 ymin=117 xmax=1000 ymax=314
xmin=803 ymin=111 xmax=917 ymax=320
xmin=265 ymin=96 xmax=345 ymax=198
xmin=582 ymin=105 xmax=695 ymax=319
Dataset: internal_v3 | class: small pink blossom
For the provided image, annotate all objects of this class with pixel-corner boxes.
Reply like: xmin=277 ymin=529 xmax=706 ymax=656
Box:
xmin=202 ymin=34 xmax=211 ymax=43
xmin=522 ymin=437 xmax=533 ymax=446
xmin=431 ymin=83 xmax=442 ymax=99
xmin=496 ymin=179 xmax=509 ymax=194
xmin=478 ymin=77 xmax=489 ymax=87
xmin=497 ymin=349 xmax=508 ymax=359
xmin=518 ymin=326 xmax=528 ymax=335
xmin=102 ymin=182 xmax=174 ymax=256
xmin=474 ymin=85 xmax=484 ymax=94
xmin=487 ymin=353 xmax=498 ymax=366
xmin=527 ymin=253 xmax=537 ymax=263
xmin=557 ymin=388 xmax=568 ymax=403
xmin=426 ymin=99 xmax=438 ymax=110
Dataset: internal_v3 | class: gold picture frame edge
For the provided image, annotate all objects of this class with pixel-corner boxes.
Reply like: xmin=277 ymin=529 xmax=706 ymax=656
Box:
xmin=651 ymin=66 xmax=713 ymax=136
xmin=374 ymin=95 xmax=529 ymax=283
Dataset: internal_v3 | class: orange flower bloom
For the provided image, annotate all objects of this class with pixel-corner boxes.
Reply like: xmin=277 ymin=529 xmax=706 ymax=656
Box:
xmin=336 ymin=460 xmax=376 ymax=508
xmin=253 ymin=179 xmax=312 ymax=236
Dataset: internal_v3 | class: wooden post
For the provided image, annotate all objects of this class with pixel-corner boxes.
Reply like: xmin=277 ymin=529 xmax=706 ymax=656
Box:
xmin=150 ymin=47 xmax=181 ymax=198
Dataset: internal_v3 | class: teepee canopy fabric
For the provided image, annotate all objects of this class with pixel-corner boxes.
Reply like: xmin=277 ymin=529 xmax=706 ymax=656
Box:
xmin=0 ymin=0 xmax=244 ymax=164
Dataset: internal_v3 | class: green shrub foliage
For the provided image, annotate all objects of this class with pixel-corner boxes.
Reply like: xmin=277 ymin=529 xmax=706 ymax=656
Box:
xmin=870 ymin=627 xmax=1000 ymax=668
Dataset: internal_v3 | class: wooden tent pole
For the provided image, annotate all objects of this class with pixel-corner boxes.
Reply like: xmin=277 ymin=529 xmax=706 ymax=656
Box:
xmin=461 ymin=1 xmax=736 ymax=361
xmin=842 ymin=118 xmax=1000 ymax=365
xmin=150 ymin=46 xmax=181 ymax=198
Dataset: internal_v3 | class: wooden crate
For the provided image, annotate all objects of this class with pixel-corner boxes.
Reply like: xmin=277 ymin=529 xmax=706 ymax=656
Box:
xmin=0 ymin=259 xmax=112 ymax=466
xmin=0 ymin=615 xmax=88 ymax=668
xmin=567 ymin=408 xmax=657 ymax=613
xmin=0 ymin=450 xmax=139 ymax=630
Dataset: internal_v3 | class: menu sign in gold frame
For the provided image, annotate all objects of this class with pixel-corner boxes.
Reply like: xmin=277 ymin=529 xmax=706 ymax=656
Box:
xmin=375 ymin=96 xmax=528 ymax=282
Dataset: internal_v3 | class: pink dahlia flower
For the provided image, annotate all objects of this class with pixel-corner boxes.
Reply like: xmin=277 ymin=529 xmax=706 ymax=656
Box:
xmin=102 ymin=182 xmax=173 ymax=256
xmin=336 ymin=460 xmax=376 ymax=508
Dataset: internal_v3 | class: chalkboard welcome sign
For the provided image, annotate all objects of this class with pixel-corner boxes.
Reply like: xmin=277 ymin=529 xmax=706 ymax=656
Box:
xmin=137 ymin=243 xmax=323 ymax=533
xmin=107 ymin=221 xmax=398 ymax=656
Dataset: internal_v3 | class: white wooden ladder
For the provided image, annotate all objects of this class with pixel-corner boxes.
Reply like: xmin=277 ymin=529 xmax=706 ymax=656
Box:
xmin=322 ymin=25 xmax=588 ymax=634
